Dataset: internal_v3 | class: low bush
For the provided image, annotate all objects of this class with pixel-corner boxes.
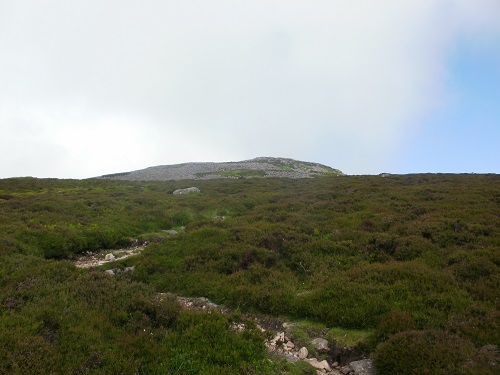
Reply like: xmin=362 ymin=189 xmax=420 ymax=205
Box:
xmin=374 ymin=310 xmax=415 ymax=342
xmin=373 ymin=330 xmax=477 ymax=374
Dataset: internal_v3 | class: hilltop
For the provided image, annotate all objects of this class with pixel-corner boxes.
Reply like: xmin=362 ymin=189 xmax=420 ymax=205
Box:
xmin=99 ymin=157 xmax=343 ymax=181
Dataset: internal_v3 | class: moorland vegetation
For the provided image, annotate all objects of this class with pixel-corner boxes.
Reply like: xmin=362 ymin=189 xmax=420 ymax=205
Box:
xmin=0 ymin=173 xmax=498 ymax=374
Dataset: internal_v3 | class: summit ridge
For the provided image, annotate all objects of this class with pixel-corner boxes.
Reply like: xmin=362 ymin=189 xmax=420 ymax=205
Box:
xmin=99 ymin=157 xmax=343 ymax=181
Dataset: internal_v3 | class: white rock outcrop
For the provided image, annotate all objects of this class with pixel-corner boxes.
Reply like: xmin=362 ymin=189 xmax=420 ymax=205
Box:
xmin=173 ymin=187 xmax=201 ymax=195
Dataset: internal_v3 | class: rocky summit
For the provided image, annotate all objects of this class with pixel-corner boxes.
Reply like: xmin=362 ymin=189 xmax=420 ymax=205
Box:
xmin=99 ymin=157 xmax=343 ymax=181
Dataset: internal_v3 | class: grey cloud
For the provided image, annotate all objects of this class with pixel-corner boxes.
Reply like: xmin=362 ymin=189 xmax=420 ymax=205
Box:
xmin=1 ymin=1 xmax=499 ymax=178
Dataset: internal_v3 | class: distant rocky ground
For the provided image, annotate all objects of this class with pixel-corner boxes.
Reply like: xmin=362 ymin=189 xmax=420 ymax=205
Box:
xmin=99 ymin=157 xmax=344 ymax=181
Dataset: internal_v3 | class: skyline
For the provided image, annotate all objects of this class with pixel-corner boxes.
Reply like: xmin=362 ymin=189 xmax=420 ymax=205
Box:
xmin=1 ymin=1 xmax=499 ymax=178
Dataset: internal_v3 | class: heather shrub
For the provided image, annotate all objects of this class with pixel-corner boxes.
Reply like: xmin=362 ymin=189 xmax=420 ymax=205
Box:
xmin=393 ymin=235 xmax=434 ymax=261
xmin=0 ymin=173 xmax=498 ymax=374
xmin=375 ymin=310 xmax=415 ymax=341
xmin=373 ymin=330 xmax=477 ymax=374
xmin=447 ymin=303 xmax=500 ymax=346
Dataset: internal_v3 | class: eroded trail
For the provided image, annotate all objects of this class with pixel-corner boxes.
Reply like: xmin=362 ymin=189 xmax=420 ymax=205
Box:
xmin=73 ymin=241 xmax=148 ymax=268
xmin=72 ymin=245 xmax=374 ymax=375
xmin=157 ymin=294 xmax=374 ymax=375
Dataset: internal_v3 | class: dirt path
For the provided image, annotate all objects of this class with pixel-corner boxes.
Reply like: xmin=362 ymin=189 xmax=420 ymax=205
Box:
xmin=73 ymin=241 xmax=148 ymax=268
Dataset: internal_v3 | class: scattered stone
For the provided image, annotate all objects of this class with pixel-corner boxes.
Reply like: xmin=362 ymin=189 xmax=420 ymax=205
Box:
xmin=229 ymin=323 xmax=246 ymax=332
xmin=173 ymin=187 xmax=201 ymax=195
xmin=273 ymin=332 xmax=285 ymax=343
xmin=320 ymin=360 xmax=332 ymax=372
xmin=174 ymin=295 xmax=230 ymax=314
xmin=162 ymin=229 xmax=179 ymax=236
xmin=105 ymin=269 xmax=115 ymax=275
xmin=298 ymin=347 xmax=308 ymax=359
xmin=272 ymin=351 xmax=300 ymax=363
xmin=104 ymin=253 xmax=115 ymax=261
xmin=307 ymin=358 xmax=322 ymax=370
xmin=212 ymin=216 xmax=226 ymax=222
xmin=340 ymin=365 xmax=353 ymax=374
xmin=124 ymin=266 xmax=135 ymax=272
xmin=308 ymin=358 xmax=331 ymax=371
xmin=311 ymin=337 xmax=330 ymax=352
xmin=349 ymin=359 xmax=375 ymax=375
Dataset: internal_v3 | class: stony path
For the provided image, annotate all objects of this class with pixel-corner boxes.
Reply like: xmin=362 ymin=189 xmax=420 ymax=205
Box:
xmin=73 ymin=242 xmax=147 ymax=268
xmin=159 ymin=294 xmax=375 ymax=375
xmin=73 ymin=247 xmax=374 ymax=375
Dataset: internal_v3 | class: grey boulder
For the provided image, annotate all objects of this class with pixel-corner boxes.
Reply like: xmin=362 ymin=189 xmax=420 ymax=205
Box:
xmin=311 ymin=337 xmax=330 ymax=352
xmin=173 ymin=187 xmax=200 ymax=195
xmin=349 ymin=359 xmax=376 ymax=375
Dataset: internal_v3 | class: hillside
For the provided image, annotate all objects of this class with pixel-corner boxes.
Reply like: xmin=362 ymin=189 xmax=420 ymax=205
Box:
xmin=99 ymin=157 xmax=343 ymax=181
xmin=0 ymin=173 xmax=498 ymax=374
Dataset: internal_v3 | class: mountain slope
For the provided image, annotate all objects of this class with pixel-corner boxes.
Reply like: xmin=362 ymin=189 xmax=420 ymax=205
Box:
xmin=99 ymin=157 xmax=343 ymax=181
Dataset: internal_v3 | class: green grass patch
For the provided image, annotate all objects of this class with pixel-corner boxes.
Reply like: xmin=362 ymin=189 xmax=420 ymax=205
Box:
xmin=326 ymin=327 xmax=374 ymax=347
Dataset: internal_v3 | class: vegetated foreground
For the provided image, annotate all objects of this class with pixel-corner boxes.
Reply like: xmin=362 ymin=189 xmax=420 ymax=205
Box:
xmin=0 ymin=174 xmax=498 ymax=374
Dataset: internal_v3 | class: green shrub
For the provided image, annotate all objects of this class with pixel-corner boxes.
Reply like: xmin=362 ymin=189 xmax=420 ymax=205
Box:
xmin=447 ymin=303 xmax=500 ymax=346
xmin=166 ymin=311 xmax=267 ymax=372
xmin=393 ymin=235 xmax=434 ymax=261
xmin=375 ymin=310 xmax=415 ymax=342
xmin=126 ymin=293 xmax=180 ymax=329
xmin=373 ymin=330 xmax=477 ymax=374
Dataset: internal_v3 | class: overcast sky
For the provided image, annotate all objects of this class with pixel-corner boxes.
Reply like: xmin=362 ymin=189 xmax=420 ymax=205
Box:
xmin=1 ymin=1 xmax=499 ymax=178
